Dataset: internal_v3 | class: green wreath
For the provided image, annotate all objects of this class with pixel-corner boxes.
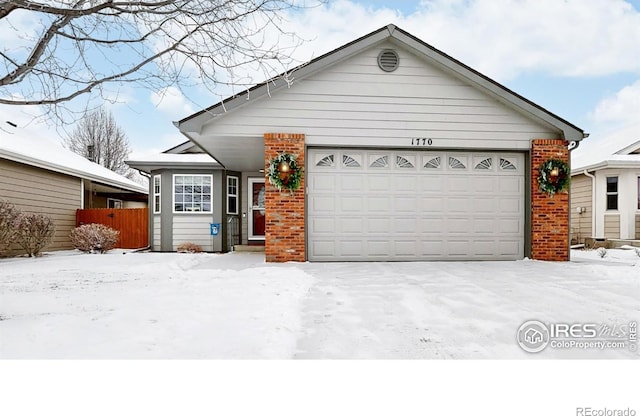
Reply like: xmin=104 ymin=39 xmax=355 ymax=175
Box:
xmin=267 ymin=152 xmax=303 ymax=193
xmin=538 ymin=159 xmax=570 ymax=196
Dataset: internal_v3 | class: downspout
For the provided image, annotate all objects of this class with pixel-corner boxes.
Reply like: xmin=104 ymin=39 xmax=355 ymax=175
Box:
xmin=583 ymin=170 xmax=596 ymax=239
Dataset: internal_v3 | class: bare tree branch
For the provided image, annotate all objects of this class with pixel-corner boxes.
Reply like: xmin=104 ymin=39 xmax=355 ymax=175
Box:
xmin=0 ymin=0 xmax=323 ymax=123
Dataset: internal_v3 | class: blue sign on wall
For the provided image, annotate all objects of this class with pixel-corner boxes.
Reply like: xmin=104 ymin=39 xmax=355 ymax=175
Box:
xmin=210 ymin=223 xmax=220 ymax=236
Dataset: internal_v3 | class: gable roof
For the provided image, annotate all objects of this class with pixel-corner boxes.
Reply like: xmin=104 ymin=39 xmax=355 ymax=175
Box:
xmin=0 ymin=125 xmax=147 ymax=194
xmin=571 ymin=124 xmax=640 ymax=174
xmin=176 ymin=24 xmax=586 ymax=143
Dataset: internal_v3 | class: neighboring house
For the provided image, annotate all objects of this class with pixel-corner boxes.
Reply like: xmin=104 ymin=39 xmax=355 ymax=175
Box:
xmin=0 ymin=125 xmax=148 ymax=251
xmin=129 ymin=24 xmax=586 ymax=262
xmin=570 ymin=135 xmax=640 ymax=245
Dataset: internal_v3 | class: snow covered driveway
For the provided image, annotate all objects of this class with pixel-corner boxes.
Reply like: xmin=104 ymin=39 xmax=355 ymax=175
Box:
xmin=1 ymin=250 xmax=638 ymax=359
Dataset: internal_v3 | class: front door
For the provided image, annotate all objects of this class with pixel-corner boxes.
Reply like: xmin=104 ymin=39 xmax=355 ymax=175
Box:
xmin=248 ymin=178 xmax=265 ymax=241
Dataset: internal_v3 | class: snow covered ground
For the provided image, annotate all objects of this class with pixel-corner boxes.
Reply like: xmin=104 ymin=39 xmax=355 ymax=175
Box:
xmin=1 ymin=249 xmax=638 ymax=359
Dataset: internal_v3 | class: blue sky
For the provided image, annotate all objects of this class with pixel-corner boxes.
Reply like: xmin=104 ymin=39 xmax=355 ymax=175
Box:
xmin=3 ymin=0 xmax=640 ymax=159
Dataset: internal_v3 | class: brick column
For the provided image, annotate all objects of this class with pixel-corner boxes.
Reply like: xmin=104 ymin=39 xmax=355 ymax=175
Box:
xmin=531 ymin=139 xmax=570 ymax=261
xmin=264 ymin=133 xmax=306 ymax=262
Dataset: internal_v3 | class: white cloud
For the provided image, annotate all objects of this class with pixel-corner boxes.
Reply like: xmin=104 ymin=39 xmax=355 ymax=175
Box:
xmin=282 ymin=0 xmax=640 ymax=81
xmin=591 ymin=79 xmax=640 ymax=125
xmin=149 ymin=87 xmax=194 ymax=117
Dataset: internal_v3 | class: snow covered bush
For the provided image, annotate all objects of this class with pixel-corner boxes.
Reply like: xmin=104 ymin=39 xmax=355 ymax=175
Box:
xmin=177 ymin=242 xmax=203 ymax=253
xmin=0 ymin=200 xmax=21 ymax=257
xmin=635 ymin=247 xmax=640 ymax=258
xmin=70 ymin=223 xmax=119 ymax=253
xmin=14 ymin=213 xmax=56 ymax=257
xmin=596 ymin=247 xmax=607 ymax=258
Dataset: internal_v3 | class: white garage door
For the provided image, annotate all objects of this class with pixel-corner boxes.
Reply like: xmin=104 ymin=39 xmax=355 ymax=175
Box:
xmin=307 ymin=149 xmax=525 ymax=261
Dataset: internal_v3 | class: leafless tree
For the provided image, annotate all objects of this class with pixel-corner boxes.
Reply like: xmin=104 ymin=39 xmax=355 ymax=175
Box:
xmin=0 ymin=0 xmax=320 ymax=123
xmin=64 ymin=107 xmax=134 ymax=178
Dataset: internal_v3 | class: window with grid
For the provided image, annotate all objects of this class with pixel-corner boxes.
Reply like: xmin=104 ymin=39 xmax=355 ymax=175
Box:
xmin=227 ymin=176 xmax=239 ymax=215
xmin=606 ymin=176 xmax=618 ymax=210
xmin=153 ymin=175 xmax=161 ymax=214
xmin=173 ymin=175 xmax=212 ymax=213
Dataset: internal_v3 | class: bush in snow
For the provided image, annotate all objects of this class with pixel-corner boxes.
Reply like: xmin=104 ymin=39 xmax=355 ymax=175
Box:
xmin=0 ymin=200 xmax=21 ymax=257
xmin=635 ymin=247 xmax=640 ymax=258
xmin=14 ymin=213 xmax=56 ymax=257
xmin=70 ymin=223 xmax=119 ymax=254
xmin=176 ymin=242 xmax=203 ymax=253
xmin=596 ymin=247 xmax=607 ymax=258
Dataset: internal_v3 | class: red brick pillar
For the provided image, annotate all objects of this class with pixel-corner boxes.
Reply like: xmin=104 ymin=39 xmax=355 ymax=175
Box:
xmin=264 ymin=133 xmax=306 ymax=262
xmin=531 ymin=139 xmax=570 ymax=261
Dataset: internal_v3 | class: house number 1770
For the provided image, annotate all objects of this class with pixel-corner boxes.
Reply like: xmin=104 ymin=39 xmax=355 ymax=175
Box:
xmin=411 ymin=138 xmax=433 ymax=146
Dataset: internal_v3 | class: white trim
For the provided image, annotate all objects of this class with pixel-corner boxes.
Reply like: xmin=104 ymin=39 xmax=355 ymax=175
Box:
xmin=226 ymin=175 xmax=239 ymax=215
xmin=153 ymin=175 xmax=161 ymax=214
xmin=172 ymin=174 xmax=213 ymax=214
xmin=247 ymin=177 xmax=265 ymax=240
xmin=80 ymin=178 xmax=85 ymax=208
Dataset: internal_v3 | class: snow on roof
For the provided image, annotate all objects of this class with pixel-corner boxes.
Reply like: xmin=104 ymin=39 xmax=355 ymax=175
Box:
xmin=572 ymin=123 xmax=640 ymax=173
xmin=0 ymin=125 xmax=147 ymax=194
xmin=126 ymin=152 xmax=221 ymax=174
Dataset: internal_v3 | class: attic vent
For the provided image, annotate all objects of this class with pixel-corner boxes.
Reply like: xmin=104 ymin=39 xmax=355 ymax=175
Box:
xmin=377 ymin=49 xmax=399 ymax=72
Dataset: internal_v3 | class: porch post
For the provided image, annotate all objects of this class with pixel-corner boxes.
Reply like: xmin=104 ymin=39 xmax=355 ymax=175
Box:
xmin=264 ymin=133 xmax=306 ymax=262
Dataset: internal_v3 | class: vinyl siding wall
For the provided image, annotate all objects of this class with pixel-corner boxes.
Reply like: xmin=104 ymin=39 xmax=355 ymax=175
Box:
xmin=570 ymin=174 xmax=592 ymax=244
xmin=153 ymin=216 xmax=161 ymax=250
xmin=172 ymin=216 xmax=213 ymax=251
xmin=0 ymin=158 xmax=81 ymax=252
xmin=200 ymin=41 xmax=560 ymax=149
xmin=604 ymin=215 xmax=621 ymax=239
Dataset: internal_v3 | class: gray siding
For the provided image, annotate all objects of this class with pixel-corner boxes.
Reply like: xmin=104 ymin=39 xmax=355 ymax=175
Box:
xmin=604 ymin=215 xmax=620 ymax=239
xmin=151 ymin=169 xmax=224 ymax=252
xmin=636 ymin=214 xmax=640 ymax=240
xmin=570 ymin=174 xmax=592 ymax=244
xmin=201 ymin=42 xmax=559 ymax=149
xmin=0 ymin=158 xmax=81 ymax=252
xmin=153 ymin=216 xmax=161 ymax=250
xmin=172 ymin=216 xmax=214 ymax=251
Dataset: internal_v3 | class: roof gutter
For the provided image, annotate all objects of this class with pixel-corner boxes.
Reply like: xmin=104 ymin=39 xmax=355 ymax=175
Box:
xmin=583 ymin=169 xmax=596 ymax=238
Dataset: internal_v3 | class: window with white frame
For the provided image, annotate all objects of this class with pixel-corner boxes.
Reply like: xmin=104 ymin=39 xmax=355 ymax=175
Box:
xmin=227 ymin=176 xmax=239 ymax=215
xmin=153 ymin=175 xmax=161 ymax=214
xmin=606 ymin=176 xmax=618 ymax=210
xmin=173 ymin=175 xmax=212 ymax=213
xmin=107 ymin=198 xmax=123 ymax=209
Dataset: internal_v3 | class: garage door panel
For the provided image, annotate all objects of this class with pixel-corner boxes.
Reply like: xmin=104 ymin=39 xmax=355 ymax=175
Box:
xmin=499 ymin=177 xmax=522 ymax=193
xmin=473 ymin=198 xmax=498 ymax=213
xmin=311 ymin=195 xmax=334 ymax=212
xmin=367 ymin=240 xmax=392 ymax=257
xmin=394 ymin=217 xmax=419 ymax=233
xmin=368 ymin=176 xmax=392 ymax=191
xmin=340 ymin=240 xmax=363 ymax=257
xmin=420 ymin=176 xmax=444 ymax=192
xmin=308 ymin=149 xmax=525 ymax=261
xmin=340 ymin=217 xmax=365 ymax=233
xmin=311 ymin=174 xmax=336 ymax=191
xmin=367 ymin=217 xmax=392 ymax=233
xmin=310 ymin=240 xmax=335 ymax=258
xmin=311 ymin=217 xmax=335 ymax=234
xmin=340 ymin=197 xmax=363 ymax=212
xmin=445 ymin=197 xmax=472 ymax=213
xmin=395 ymin=196 xmax=419 ymax=212
xmin=393 ymin=175 xmax=419 ymax=192
xmin=499 ymin=198 xmax=521 ymax=214
xmin=368 ymin=196 xmax=392 ymax=212
xmin=340 ymin=175 xmax=365 ymax=191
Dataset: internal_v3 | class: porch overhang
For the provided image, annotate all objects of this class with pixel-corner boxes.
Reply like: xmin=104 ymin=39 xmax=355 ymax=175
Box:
xmin=177 ymin=129 xmax=265 ymax=172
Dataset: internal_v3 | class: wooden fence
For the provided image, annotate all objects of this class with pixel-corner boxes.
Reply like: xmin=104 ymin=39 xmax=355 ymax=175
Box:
xmin=76 ymin=208 xmax=148 ymax=249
